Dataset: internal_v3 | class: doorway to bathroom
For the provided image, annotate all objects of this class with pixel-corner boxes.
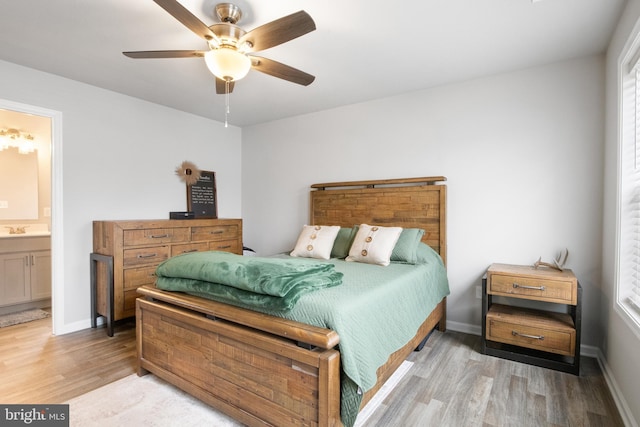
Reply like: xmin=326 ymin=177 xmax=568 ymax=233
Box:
xmin=0 ymin=99 xmax=62 ymax=334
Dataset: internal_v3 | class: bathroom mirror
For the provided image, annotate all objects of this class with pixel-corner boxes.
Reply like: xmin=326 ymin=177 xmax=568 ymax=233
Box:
xmin=0 ymin=147 xmax=39 ymax=220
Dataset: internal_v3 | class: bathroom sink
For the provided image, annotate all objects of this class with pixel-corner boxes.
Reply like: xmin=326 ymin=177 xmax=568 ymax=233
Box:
xmin=0 ymin=224 xmax=50 ymax=238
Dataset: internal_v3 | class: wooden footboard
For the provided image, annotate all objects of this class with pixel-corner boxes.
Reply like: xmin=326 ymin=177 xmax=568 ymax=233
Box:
xmin=137 ymin=295 xmax=342 ymax=427
xmin=136 ymin=286 xmax=446 ymax=427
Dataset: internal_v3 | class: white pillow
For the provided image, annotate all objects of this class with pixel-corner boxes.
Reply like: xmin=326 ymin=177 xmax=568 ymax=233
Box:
xmin=290 ymin=225 xmax=341 ymax=260
xmin=346 ymin=224 xmax=403 ymax=266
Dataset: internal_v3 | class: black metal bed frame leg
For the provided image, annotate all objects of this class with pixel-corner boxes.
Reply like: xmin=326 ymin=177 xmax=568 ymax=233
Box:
xmin=414 ymin=329 xmax=435 ymax=352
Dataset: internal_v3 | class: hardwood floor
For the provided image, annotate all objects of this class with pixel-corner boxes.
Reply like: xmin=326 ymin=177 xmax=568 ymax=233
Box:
xmin=0 ymin=315 xmax=136 ymax=404
xmin=0 ymin=316 xmax=624 ymax=426
xmin=368 ymin=330 xmax=625 ymax=427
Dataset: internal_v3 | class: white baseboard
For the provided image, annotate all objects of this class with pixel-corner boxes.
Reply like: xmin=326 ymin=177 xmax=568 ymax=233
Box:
xmin=446 ymin=320 xmax=481 ymax=336
xmin=54 ymin=317 xmax=101 ymax=335
xmin=446 ymin=321 xmax=638 ymax=427
xmin=595 ymin=349 xmax=639 ymax=427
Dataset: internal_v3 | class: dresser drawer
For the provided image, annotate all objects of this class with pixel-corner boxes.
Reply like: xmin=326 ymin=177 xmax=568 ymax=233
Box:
xmin=123 ymin=266 xmax=157 ymax=290
xmin=486 ymin=304 xmax=575 ymax=356
xmin=192 ymin=225 xmax=239 ymax=242
xmin=209 ymin=239 xmax=241 ymax=254
xmin=123 ymin=246 xmax=170 ymax=267
xmin=123 ymin=289 xmax=138 ymax=315
xmin=124 ymin=228 xmax=189 ymax=246
xmin=171 ymin=242 xmax=209 ymax=257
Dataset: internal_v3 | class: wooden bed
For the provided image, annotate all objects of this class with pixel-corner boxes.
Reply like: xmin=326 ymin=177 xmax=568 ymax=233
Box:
xmin=136 ymin=176 xmax=447 ymax=427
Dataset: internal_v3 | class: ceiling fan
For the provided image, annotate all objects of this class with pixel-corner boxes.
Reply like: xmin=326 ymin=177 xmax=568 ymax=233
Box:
xmin=123 ymin=0 xmax=316 ymax=94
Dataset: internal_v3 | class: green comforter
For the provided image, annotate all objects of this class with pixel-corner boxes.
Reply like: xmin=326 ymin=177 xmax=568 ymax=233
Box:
xmin=155 ymin=251 xmax=343 ymax=311
xmin=156 ymin=244 xmax=449 ymax=427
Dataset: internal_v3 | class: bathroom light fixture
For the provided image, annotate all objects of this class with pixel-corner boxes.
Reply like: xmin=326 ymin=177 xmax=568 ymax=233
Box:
xmin=0 ymin=128 xmax=36 ymax=154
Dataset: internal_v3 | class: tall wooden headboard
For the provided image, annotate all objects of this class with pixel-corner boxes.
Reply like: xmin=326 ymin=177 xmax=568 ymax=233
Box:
xmin=310 ymin=176 xmax=447 ymax=265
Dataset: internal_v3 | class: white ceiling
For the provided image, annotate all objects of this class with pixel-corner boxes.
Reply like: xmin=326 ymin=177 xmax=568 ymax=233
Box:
xmin=0 ymin=0 xmax=626 ymax=127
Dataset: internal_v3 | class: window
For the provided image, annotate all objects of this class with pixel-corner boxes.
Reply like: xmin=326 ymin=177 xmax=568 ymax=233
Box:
xmin=618 ymin=32 xmax=640 ymax=334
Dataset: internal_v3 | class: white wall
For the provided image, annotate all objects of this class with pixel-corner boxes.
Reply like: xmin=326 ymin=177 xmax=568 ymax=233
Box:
xmin=0 ymin=60 xmax=242 ymax=333
xmin=242 ymin=55 xmax=605 ymax=346
xmin=603 ymin=0 xmax=640 ymax=425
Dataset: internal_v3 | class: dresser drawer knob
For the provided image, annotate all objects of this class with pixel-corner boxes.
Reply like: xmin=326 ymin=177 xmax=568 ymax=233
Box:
xmin=512 ymin=331 xmax=545 ymax=340
xmin=150 ymin=234 xmax=170 ymax=239
xmin=210 ymin=230 xmax=224 ymax=235
xmin=183 ymin=249 xmax=198 ymax=253
xmin=513 ymin=283 xmax=545 ymax=291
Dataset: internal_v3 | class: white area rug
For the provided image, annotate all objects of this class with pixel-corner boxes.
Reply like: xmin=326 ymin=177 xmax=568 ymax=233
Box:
xmin=66 ymin=374 xmax=241 ymax=427
xmin=0 ymin=308 xmax=49 ymax=328
xmin=66 ymin=361 xmax=414 ymax=426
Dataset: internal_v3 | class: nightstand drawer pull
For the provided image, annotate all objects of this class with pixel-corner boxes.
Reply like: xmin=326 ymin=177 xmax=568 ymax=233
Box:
xmin=513 ymin=283 xmax=545 ymax=291
xmin=150 ymin=234 xmax=170 ymax=239
xmin=512 ymin=331 xmax=545 ymax=340
xmin=210 ymin=230 xmax=224 ymax=235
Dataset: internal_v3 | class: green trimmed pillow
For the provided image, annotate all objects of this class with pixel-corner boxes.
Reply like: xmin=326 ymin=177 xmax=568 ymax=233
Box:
xmin=331 ymin=227 xmax=357 ymax=259
xmin=391 ymin=228 xmax=426 ymax=264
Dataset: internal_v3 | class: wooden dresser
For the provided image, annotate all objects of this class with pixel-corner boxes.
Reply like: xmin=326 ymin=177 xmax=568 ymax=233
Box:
xmin=91 ymin=218 xmax=242 ymax=336
xmin=481 ymin=263 xmax=581 ymax=375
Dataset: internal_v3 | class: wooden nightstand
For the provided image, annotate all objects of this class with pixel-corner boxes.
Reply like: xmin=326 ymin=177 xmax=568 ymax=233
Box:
xmin=481 ymin=263 xmax=581 ymax=375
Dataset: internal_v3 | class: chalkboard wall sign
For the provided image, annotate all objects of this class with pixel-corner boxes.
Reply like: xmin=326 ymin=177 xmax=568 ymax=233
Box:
xmin=187 ymin=170 xmax=218 ymax=219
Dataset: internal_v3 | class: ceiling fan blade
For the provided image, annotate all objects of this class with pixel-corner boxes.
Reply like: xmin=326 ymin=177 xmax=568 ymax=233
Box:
xmin=239 ymin=11 xmax=315 ymax=52
xmin=216 ymin=78 xmax=235 ymax=94
xmin=250 ymin=56 xmax=315 ymax=86
xmin=152 ymin=0 xmax=220 ymax=45
xmin=123 ymin=50 xmax=206 ymax=59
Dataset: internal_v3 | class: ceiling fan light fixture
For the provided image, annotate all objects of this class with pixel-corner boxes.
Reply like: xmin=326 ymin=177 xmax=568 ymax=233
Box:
xmin=204 ymin=48 xmax=251 ymax=81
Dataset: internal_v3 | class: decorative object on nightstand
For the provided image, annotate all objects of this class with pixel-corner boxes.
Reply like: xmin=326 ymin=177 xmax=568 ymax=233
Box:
xmin=533 ymin=247 xmax=569 ymax=271
xmin=481 ymin=263 xmax=581 ymax=375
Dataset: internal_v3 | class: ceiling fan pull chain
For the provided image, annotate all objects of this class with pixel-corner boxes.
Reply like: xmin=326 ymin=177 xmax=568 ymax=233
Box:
xmin=224 ymin=79 xmax=231 ymax=128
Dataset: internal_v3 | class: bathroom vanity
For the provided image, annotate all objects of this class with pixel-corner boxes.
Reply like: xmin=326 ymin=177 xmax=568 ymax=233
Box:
xmin=0 ymin=227 xmax=51 ymax=314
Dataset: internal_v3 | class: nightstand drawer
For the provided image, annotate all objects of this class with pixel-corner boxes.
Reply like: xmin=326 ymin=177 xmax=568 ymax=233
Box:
xmin=487 ymin=263 xmax=577 ymax=304
xmin=486 ymin=304 xmax=575 ymax=356
xmin=489 ymin=274 xmax=575 ymax=304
